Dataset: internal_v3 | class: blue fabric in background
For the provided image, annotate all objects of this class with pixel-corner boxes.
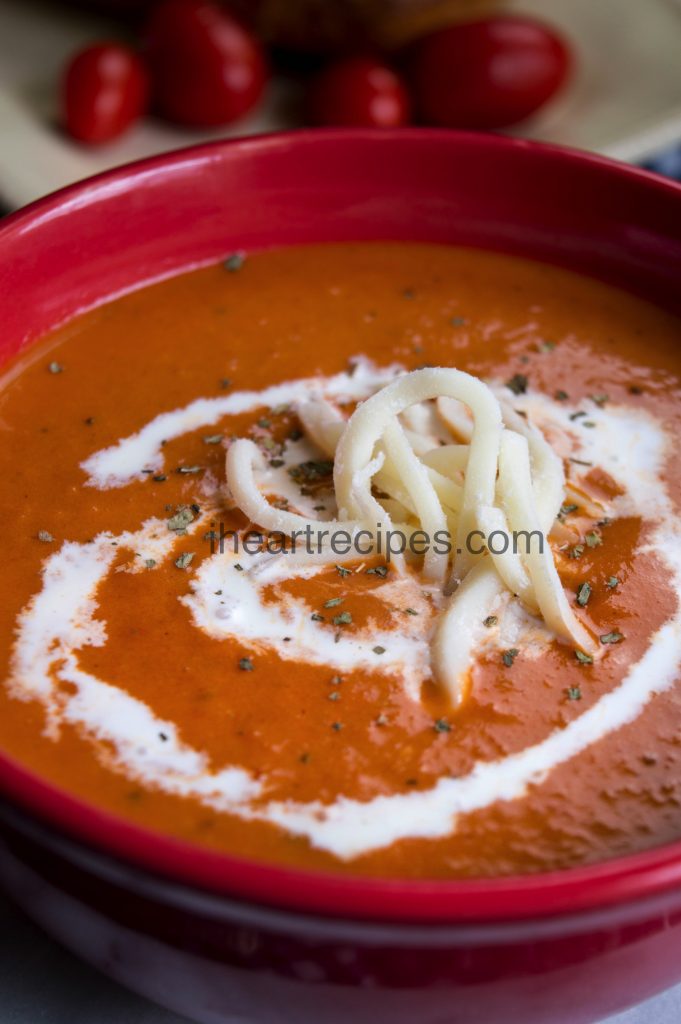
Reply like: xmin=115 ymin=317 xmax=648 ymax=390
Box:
xmin=643 ymin=145 xmax=681 ymax=180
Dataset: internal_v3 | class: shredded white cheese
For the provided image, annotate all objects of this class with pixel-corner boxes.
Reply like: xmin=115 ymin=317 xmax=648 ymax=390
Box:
xmin=225 ymin=366 xmax=595 ymax=703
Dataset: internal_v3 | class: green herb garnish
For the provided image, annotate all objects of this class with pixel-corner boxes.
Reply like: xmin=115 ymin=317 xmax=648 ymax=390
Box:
xmin=289 ymin=460 xmax=334 ymax=483
xmin=167 ymin=505 xmax=197 ymax=533
xmin=575 ymin=582 xmax=592 ymax=607
xmin=238 ymin=656 xmax=254 ymax=671
xmin=575 ymin=649 xmax=593 ymax=664
xmin=505 ymin=373 xmax=528 ymax=395
xmin=333 ymin=611 xmax=353 ymax=626
xmin=600 ymin=631 xmax=624 ymax=644
xmin=224 ymin=252 xmax=245 ymax=272
xmin=567 ymin=686 xmax=582 ymax=701
xmin=605 ymin=576 xmax=619 ymax=589
xmin=434 ymin=718 xmax=451 ymax=733
xmin=502 ymin=648 xmax=519 ymax=667
xmin=174 ymin=552 xmax=194 ymax=570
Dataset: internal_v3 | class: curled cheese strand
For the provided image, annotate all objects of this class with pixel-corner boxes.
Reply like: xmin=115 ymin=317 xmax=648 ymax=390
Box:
xmin=382 ymin=418 xmax=448 ymax=585
xmin=420 ymin=444 xmax=469 ymax=477
xmin=498 ymin=430 xmax=596 ymax=654
xmin=436 ymin=396 xmax=473 ymax=443
xmin=297 ymin=398 xmax=344 ymax=457
xmin=226 ymin=441 xmax=409 ymax=572
xmin=226 ymin=439 xmax=372 ymax=558
xmin=477 ymin=504 xmax=538 ymax=613
xmin=432 ymin=561 xmax=506 ymax=706
xmin=333 ymin=367 xmax=502 ymax=585
xmin=499 ymin=402 xmax=564 ymax=533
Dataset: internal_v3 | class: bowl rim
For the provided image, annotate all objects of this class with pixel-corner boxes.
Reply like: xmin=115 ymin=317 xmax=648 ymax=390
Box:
xmin=2 ymin=127 xmax=681 ymax=926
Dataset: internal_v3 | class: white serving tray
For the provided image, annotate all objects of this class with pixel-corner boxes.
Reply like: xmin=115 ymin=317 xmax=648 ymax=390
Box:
xmin=1 ymin=0 xmax=681 ymax=209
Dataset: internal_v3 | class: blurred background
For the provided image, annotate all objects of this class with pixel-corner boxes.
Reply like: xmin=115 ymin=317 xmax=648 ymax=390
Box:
xmin=1 ymin=0 xmax=681 ymax=210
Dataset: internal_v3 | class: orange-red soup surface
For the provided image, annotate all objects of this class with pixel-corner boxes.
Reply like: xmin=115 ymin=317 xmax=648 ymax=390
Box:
xmin=1 ymin=243 xmax=681 ymax=879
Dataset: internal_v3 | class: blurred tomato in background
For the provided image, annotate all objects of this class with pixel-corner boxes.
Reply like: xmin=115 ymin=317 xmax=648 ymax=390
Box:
xmin=308 ymin=57 xmax=411 ymax=128
xmin=408 ymin=16 xmax=571 ymax=129
xmin=56 ymin=0 xmax=572 ymax=141
xmin=63 ymin=41 xmax=149 ymax=141
xmin=144 ymin=0 xmax=268 ymax=127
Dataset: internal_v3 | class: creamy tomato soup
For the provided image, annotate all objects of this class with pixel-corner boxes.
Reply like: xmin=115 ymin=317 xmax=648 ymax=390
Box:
xmin=2 ymin=242 xmax=681 ymax=879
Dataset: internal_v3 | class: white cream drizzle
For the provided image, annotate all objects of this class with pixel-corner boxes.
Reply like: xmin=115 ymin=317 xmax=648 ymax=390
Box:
xmin=6 ymin=361 xmax=681 ymax=860
xmin=182 ymin=552 xmax=434 ymax=703
xmin=81 ymin=358 xmax=403 ymax=489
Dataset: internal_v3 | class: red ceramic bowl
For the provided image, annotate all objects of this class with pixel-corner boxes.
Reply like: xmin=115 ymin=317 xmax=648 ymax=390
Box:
xmin=1 ymin=130 xmax=681 ymax=1024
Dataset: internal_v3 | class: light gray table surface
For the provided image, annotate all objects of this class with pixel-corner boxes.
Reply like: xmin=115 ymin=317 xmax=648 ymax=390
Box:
xmin=0 ymin=890 xmax=676 ymax=1024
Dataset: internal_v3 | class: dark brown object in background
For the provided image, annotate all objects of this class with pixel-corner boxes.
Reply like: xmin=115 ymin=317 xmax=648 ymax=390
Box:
xmin=55 ymin=0 xmax=505 ymax=50
xmin=232 ymin=0 xmax=505 ymax=51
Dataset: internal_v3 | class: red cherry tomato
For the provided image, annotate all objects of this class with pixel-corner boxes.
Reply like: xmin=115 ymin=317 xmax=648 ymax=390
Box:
xmin=63 ymin=43 xmax=149 ymax=144
xmin=144 ymin=0 xmax=268 ymax=127
xmin=408 ymin=16 xmax=571 ymax=130
xmin=309 ymin=57 xmax=411 ymax=128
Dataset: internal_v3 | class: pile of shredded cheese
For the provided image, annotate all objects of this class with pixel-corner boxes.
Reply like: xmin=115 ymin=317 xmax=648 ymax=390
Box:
xmin=225 ymin=367 xmax=595 ymax=704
